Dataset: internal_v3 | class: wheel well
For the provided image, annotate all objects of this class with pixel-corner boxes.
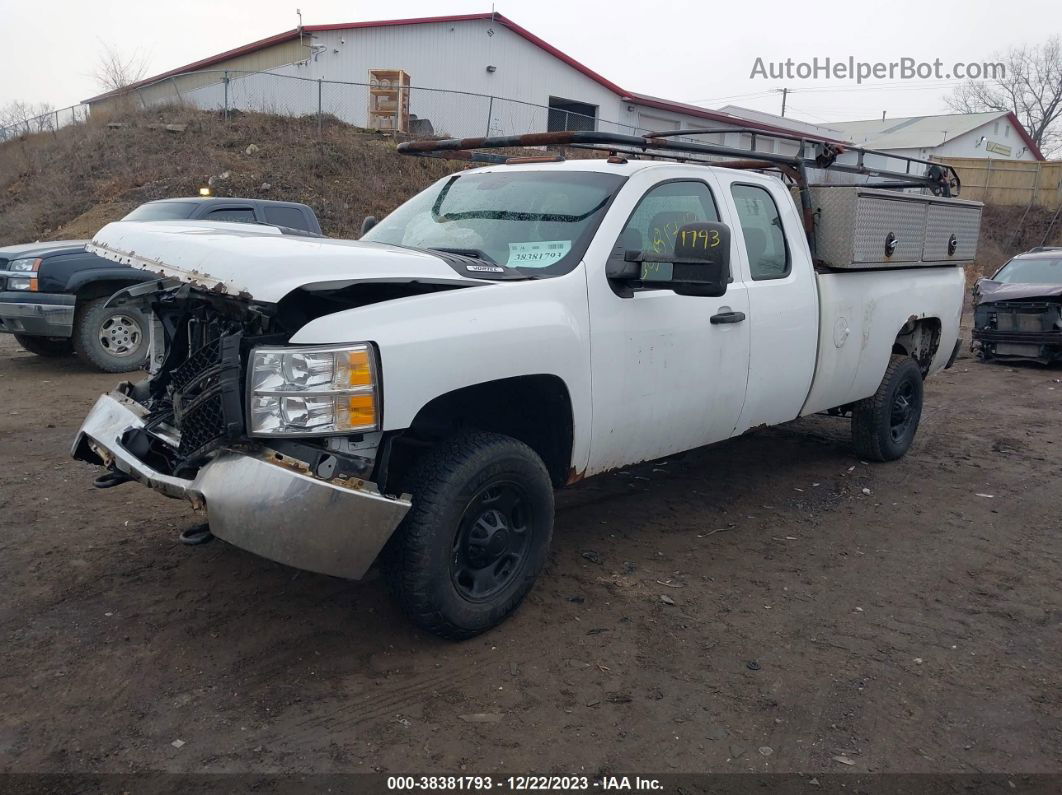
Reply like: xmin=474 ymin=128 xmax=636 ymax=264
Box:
xmin=382 ymin=375 xmax=575 ymax=490
xmin=893 ymin=317 xmax=942 ymax=375
xmin=74 ymin=280 xmax=139 ymax=304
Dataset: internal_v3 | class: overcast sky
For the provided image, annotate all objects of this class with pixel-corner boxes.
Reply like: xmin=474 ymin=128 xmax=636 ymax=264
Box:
xmin=3 ymin=0 xmax=1057 ymax=126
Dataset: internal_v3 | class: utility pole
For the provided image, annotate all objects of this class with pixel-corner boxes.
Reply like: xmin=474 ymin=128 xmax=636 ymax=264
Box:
xmin=778 ymin=87 xmax=789 ymax=117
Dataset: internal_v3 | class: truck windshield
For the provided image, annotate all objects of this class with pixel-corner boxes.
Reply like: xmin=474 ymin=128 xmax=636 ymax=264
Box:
xmin=122 ymin=202 xmax=199 ymax=221
xmin=994 ymin=256 xmax=1062 ymax=284
xmin=362 ymin=171 xmax=626 ymax=275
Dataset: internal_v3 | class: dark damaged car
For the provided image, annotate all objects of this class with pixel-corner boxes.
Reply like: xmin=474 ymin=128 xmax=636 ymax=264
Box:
xmin=972 ymin=247 xmax=1062 ymax=364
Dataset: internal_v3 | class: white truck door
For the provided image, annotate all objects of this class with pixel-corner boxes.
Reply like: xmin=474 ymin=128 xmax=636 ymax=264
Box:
xmin=714 ymin=174 xmax=820 ymax=432
xmin=585 ymin=175 xmax=751 ymax=474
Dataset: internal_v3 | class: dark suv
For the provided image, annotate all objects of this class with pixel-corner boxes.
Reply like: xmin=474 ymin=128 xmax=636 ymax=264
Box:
xmin=0 ymin=198 xmax=321 ymax=371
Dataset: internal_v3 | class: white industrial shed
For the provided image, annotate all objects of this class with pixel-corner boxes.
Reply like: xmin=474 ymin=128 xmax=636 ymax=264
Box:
xmin=828 ymin=111 xmax=1044 ymax=162
xmin=84 ymin=12 xmax=841 ymax=151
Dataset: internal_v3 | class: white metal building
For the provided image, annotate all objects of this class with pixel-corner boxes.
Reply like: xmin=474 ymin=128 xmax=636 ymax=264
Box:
xmin=84 ymin=12 xmax=844 ymax=151
xmin=829 ymin=111 xmax=1044 ymax=162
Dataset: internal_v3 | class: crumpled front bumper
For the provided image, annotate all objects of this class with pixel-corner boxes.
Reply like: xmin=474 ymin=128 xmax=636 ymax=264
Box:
xmin=71 ymin=390 xmax=411 ymax=579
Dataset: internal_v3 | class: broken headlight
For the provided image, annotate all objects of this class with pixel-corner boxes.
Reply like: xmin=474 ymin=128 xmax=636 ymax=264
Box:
xmin=248 ymin=344 xmax=379 ymax=436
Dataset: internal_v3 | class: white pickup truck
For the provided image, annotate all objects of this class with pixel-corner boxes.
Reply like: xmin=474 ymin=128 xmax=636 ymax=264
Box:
xmin=73 ymin=130 xmax=973 ymax=638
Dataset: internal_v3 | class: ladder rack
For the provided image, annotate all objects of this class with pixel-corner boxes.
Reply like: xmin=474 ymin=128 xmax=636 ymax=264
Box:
xmin=396 ymin=128 xmax=961 ymax=197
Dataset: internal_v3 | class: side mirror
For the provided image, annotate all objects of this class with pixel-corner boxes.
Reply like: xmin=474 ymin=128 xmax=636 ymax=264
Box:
xmin=608 ymin=222 xmax=731 ymax=297
xmin=360 ymin=215 xmax=378 ymax=236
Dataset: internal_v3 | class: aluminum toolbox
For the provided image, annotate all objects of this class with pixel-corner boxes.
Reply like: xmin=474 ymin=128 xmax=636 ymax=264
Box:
xmin=809 ymin=187 xmax=982 ymax=268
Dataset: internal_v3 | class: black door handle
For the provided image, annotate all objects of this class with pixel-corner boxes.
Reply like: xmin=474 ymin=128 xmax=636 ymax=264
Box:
xmin=710 ymin=311 xmax=746 ymax=325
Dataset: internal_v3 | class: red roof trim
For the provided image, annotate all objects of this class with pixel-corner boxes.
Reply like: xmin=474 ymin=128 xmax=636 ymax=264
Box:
xmin=1004 ymin=111 xmax=1045 ymax=161
xmin=80 ymin=11 xmax=846 ymax=144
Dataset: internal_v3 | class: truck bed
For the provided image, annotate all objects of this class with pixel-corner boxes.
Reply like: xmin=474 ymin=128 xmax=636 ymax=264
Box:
xmin=801 ymin=265 xmax=966 ymax=415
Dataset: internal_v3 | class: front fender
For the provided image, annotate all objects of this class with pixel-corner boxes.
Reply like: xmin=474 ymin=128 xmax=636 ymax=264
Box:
xmin=290 ymin=269 xmax=592 ymax=474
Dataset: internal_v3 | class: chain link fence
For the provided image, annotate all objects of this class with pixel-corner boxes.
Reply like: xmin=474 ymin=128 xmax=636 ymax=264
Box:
xmin=1 ymin=67 xmax=677 ymax=143
xmin=0 ymin=103 xmax=90 ymax=141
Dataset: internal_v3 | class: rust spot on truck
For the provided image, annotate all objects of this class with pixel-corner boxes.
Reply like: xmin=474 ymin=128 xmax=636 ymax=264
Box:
xmin=565 ymin=466 xmax=587 ymax=486
xmin=263 ymin=449 xmax=370 ymax=492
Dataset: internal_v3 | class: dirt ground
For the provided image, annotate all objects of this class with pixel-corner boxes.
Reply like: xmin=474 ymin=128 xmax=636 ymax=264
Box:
xmin=0 ymin=329 xmax=1059 ymax=778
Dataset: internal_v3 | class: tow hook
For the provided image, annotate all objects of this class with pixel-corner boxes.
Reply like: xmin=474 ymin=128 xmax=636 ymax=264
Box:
xmin=94 ymin=469 xmax=132 ymax=489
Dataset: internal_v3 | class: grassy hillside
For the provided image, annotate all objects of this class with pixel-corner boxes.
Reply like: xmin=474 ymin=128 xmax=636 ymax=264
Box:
xmin=0 ymin=106 xmax=463 ymax=244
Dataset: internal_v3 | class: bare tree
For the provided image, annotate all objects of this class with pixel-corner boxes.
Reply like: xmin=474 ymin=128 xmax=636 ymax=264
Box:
xmin=946 ymin=36 xmax=1062 ymax=157
xmin=0 ymin=100 xmax=54 ymax=137
xmin=94 ymin=42 xmax=148 ymax=93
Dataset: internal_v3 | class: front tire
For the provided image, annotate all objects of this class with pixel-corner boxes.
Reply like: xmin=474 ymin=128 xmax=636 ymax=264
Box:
xmin=385 ymin=432 xmax=554 ymax=640
xmin=13 ymin=334 xmax=73 ymax=357
xmin=851 ymin=354 xmax=924 ymax=462
xmin=72 ymin=297 xmax=148 ymax=373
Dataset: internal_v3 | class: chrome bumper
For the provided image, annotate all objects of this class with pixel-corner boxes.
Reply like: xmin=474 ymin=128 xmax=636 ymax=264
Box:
xmin=71 ymin=391 xmax=411 ymax=579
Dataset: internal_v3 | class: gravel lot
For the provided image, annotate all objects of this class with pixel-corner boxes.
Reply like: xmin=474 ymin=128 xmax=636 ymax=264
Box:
xmin=1 ymin=331 xmax=1059 ymax=776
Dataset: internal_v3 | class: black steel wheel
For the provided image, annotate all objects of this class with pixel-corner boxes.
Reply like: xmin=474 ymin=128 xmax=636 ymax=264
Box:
xmin=451 ymin=481 xmax=534 ymax=602
xmin=385 ymin=431 xmax=554 ymax=640
xmin=852 ymin=354 xmax=924 ymax=462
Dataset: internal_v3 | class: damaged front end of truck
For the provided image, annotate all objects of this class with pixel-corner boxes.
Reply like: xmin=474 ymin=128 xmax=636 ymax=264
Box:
xmin=71 ymin=279 xmax=415 ymax=578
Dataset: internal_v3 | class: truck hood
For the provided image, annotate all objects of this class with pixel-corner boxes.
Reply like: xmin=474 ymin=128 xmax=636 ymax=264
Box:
xmin=89 ymin=220 xmax=481 ymax=302
xmin=976 ymin=279 xmax=1062 ymax=304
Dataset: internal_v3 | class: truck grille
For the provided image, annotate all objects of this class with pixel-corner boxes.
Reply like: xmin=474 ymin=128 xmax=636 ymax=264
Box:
xmin=166 ymin=332 xmax=245 ymax=461
xmin=995 ymin=309 xmax=1052 ymax=333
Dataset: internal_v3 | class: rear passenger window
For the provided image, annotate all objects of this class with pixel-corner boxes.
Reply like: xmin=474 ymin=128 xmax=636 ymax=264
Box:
xmin=731 ymin=184 xmax=789 ymax=280
xmin=206 ymin=208 xmax=257 ymax=224
xmin=263 ymin=206 xmax=308 ymax=230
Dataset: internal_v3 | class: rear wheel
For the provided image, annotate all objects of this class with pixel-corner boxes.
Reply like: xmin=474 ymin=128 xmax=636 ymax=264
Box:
xmin=851 ymin=354 xmax=924 ymax=462
xmin=73 ymin=297 xmax=148 ymax=373
xmin=13 ymin=334 xmax=73 ymax=357
xmin=384 ymin=431 xmax=554 ymax=640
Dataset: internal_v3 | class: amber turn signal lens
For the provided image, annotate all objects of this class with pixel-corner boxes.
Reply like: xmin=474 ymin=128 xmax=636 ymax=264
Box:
xmin=344 ymin=349 xmax=374 ymax=387
xmin=344 ymin=393 xmax=376 ymax=427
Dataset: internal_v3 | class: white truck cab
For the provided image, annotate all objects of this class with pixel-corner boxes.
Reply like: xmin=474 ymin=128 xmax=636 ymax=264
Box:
xmin=73 ymin=130 xmax=974 ymax=638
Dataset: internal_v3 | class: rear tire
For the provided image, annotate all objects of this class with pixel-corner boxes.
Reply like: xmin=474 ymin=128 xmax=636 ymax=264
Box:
xmin=384 ymin=431 xmax=554 ymax=640
xmin=851 ymin=354 xmax=924 ymax=462
xmin=72 ymin=297 xmax=148 ymax=373
xmin=13 ymin=334 xmax=73 ymax=357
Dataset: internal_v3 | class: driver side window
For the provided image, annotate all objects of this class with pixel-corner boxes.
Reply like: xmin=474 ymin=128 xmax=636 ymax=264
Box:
xmin=617 ymin=181 xmax=720 ymax=260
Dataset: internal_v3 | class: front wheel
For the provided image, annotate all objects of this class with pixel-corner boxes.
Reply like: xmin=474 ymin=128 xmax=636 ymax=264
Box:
xmin=851 ymin=354 xmax=924 ymax=462
xmin=13 ymin=334 xmax=73 ymax=357
xmin=72 ymin=297 xmax=148 ymax=372
xmin=385 ymin=432 xmax=554 ymax=640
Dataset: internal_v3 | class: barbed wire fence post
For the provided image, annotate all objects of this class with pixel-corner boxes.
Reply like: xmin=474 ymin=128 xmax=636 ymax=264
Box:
xmin=318 ymin=78 xmax=324 ymax=139
xmin=223 ymin=71 xmax=230 ymax=122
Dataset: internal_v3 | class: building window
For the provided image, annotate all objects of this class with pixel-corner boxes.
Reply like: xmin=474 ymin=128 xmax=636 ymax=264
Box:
xmin=548 ymin=97 xmax=597 ymax=132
